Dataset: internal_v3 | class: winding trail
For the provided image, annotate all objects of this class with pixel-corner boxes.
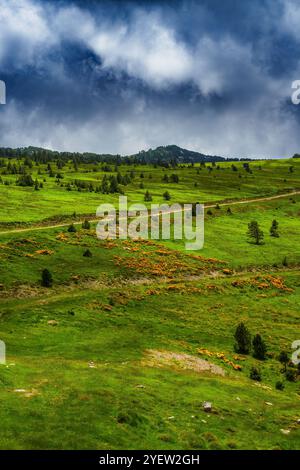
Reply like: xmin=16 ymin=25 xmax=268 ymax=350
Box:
xmin=0 ymin=190 xmax=299 ymax=236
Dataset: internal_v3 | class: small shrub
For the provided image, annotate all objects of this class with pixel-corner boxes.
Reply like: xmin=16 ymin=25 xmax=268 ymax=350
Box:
xmin=144 ymin=190 xmax=152 ymax=202
xmin=250 ymin=367 xmax=261 ymax=381
xmin=82 ymin=219 xmax=91 ymax=230
xmin=163 ymin=191 xmax=171 ymax=201
xmin=41 ymin=269 xmax=53 ymax=288
xmin=285 ymin=368 xmax=297 ymax=382
xmin=275 ymin=381 xmax=285 ymax=391
xmin=68 ymin=223 xmax=77 ymax=233
xmin=83 ymin=249 xmax=92 ymax=257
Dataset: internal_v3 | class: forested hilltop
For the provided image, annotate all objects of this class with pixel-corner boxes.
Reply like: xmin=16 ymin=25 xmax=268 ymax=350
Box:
xmin=0 ymin=144 xmax=263 ymax=165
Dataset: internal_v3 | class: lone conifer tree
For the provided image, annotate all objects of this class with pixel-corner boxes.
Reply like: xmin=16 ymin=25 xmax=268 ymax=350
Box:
xmin=270 ymin=220 xmax=279 ymax=237
xmin=234 ymin=322 xmax=251 ymax=354
xmin=247 ymin=221 xmax=264 ymax=245
xmin=278 ymin=351 xmax=289 ymax=372
xmin=41 ymin=269 xmax=53 ymax=288
xmin=252 ymin=334 xmax=267 ymax=360
xmin=144 ymin=190 xmax=152 ymax=202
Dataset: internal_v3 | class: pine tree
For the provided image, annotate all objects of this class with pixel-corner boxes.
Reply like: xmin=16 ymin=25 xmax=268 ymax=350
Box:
xmin=234 ymin=322 xmax=251 ymax=354
xmin=278 ymin=351 xmax=289 ymax=372
xmin=82 ymin=219 xmax=91 ymax=230
xmin=163 ymin=191 xmax=171 ymax=201
xmin=170 ymin=173 xmax=179 ymax=183
xmin=144 ymin=190 xmax=152 ymax=202
xmin=247 ymin=221 xmax=264 ymax=245
xmin=252 ymin=334 xmax=267 ymax=360
xmin=41 ymin=269 xmax=53 ymax=288
xmin=68 ymin=223 xmax=77 ymax=233
xmin=270 ymin=220 xmax=279 ymax=237
xmin=109 ymin=176 xmax=119 ymax=193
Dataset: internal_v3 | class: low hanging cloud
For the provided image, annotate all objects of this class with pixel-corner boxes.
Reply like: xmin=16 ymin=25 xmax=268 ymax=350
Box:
xmin=0 ymin=0 xmax=299 ymax=157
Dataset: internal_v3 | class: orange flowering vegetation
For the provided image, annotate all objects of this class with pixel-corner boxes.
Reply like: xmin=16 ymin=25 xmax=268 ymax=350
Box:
xmin=190 ymin=254 xmax=227 ymax=265
xmin=198 ymin=348 xmax=243 ymax=371
xmin=145 ymin=288 xmax=162 ymax=296
xmin=232 ymin=275 xmax=293 ymax=293
xmin=112 ymin=240 xmax=226 ymax=278
xmin=114 ymin=253 xmax=193 ymax=277
xmin=14 ymin=238 xmax=39 ymax=247
xmin=222 ymin=268 xmax=233 ymax=275
xmin=35 ymin=249 xmax=54 ymax=255
xmin=22 ymin=248 xmax=54 ymax=258
xmin=2 ymin=238 xmax=49 ymax=259
xmin=56 ymin=232 xmax=68 ymax=241
xmin=103 ymin=240 xmax=118 ymax=249
xmin=205 ymin=284 xmax=223 ymax=292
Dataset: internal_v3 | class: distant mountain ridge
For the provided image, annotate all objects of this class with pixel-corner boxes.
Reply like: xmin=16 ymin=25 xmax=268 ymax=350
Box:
xmin=131 ymin=145 xmax=226 ymax=163
xmin=0 ymin=144 xmax=251 ymax=163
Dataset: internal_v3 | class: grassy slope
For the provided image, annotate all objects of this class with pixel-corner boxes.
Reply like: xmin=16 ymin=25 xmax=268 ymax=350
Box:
xmin=0 ymin=157 xmax=299 ymax=450
xmin=1 ymin=158 xmax=299 ymax=223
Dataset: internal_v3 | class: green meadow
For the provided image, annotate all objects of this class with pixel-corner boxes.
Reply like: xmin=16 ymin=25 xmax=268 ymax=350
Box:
xmin=1 ymin=157 xmax=299 ymax=224
xmin=0 ymin=155 xmax=299 ymax=449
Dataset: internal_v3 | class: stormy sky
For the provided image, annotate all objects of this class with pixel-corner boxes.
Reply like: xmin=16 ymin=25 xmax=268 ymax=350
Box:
xmin=0 ymin=0 xmax=300 ymax=158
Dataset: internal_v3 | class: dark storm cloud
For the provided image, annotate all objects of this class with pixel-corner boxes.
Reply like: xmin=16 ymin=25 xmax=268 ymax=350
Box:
xmin=0 ymin=0 xmax=300 ymax=157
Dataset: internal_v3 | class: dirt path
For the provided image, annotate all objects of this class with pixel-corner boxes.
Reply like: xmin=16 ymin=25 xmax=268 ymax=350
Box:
xmin=205 ymin=190 xmax=300 ymax=208
xmin=0 ymin=190 xmax=299 ymax=236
